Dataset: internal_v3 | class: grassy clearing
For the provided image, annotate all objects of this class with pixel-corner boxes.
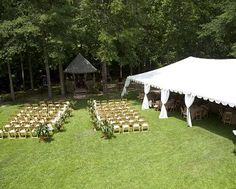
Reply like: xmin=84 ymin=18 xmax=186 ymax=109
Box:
xmin=0 ymin=92 xmax=236 ymax=189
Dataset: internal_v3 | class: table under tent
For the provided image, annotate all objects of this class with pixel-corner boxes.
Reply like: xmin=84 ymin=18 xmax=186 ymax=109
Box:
xmin=64 ymin=53 xmax=97 ymax=96
xmin=121 ymin=56 xmax=236 ymax=127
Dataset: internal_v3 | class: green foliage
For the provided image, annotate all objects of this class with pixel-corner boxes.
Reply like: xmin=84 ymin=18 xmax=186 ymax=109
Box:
xmin=0 ymin=0 xmax=235 ymax=95
xmin=65 ymin=108 xmax=72 ymax=118
xmin=91 ymin=116 xmax=102 ymax=131
xmin=110 ymin=0 xmax=125 ymax=15
xmin=54 ymin=119 xmax=64 ymax=132
xmin=35 ymin=124 xmax=51 ymax=139
xmin=231 ymin=43 xmax=236 ymax=57
xmin=87 ymin=99 xmax=101 ymax=131
xmin=199 ymin=1 xmax=236 ymax=57
xmin=100 ymin=120 xmax=114 ymax=139
xmin=87 ymin=99 xmax=94 ymax=108
xmin=97 ymin=30 xmax=118 ymax=63
xmin=0 ymin=15 xmax=39 ymax=62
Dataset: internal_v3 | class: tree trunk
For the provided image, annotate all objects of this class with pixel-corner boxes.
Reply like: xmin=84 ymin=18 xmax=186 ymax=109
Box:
xmin=20 ymin=53 xmax=25 ymax=91
xmin=101 ymin=62 xmax=107 ymax=93
xmin=129 ymin=65 xmax=133 ymax=75
xmin=7 ymin=62 xmax=15 ymax=101
xmin=119 ymin=64 xmax=123 ymax=79
xmin=149 ymin=61 xmax=152 ymax=70
xmin=59 ymin=62 xmax=65 ymax=97
xmin=143 ymin=61 xmax=146 ymax=71
xmin=28 ymin=55 xmax=34 ymax=90
xmin=43 ymin=44 xmax=52 ymax=99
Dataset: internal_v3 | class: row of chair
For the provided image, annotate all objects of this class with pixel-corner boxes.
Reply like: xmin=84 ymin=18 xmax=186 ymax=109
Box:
xmin=93 ymin=99 xmax=149 ymax=133
xmin=180 ymin=105 xmax=209 ymax=120
xmin=0 ymin=101 xmax=70 ymax=139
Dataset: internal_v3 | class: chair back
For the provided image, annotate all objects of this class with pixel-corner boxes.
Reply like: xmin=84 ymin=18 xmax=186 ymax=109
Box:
xmin=224 ymin=111 xmax=232 ymax=119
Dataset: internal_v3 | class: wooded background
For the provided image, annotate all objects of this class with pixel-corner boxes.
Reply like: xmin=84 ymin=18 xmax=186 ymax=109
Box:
xmin=0 ymin=0 xmax=235 ymax=100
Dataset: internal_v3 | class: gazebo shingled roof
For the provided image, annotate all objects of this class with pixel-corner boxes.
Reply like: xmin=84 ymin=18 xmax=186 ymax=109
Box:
xmin=64 ymin=53 xmax=97 ymax=74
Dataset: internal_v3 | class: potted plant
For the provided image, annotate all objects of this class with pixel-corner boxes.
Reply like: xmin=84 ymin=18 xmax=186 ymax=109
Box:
xmin=100 ymin=120 xmax=114 ymax=139
xmin=35 ymin=124 xmax=51 ymax=143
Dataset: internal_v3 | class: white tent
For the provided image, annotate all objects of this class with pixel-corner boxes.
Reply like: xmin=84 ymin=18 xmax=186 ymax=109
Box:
xmin=121 ymin=56 xmax=236 ymax=127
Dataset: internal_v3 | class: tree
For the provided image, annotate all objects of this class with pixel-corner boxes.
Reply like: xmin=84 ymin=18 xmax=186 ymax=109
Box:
xmin=28 ymin=1 xmax=77 ymax=98
xmin=200 ymin=1 xmax=236 ymax=57
xmin=46 ymin=5 xmax=77 ymax=97
xmin=1 ymin=0 xmax=235 ymax=100
xmin=0 ymin=13 xmax=39 ymax=100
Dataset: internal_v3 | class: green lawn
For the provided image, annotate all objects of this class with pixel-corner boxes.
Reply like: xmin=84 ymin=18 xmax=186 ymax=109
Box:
xmin=0 ymin=92 xmax=236 ymax=189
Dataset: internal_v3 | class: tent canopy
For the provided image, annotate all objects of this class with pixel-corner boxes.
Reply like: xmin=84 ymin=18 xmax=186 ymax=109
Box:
xmin=122 ymin=56 xmax=236 ymax=126
xmin=123 ymin=56 xmax=236 ymax=108
xmin=64 ymin=53 xmax=97 ymax=74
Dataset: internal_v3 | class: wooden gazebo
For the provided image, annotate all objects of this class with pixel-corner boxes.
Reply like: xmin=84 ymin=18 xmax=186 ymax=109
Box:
xmin=64 ymin=53 xmax=97 ymax=93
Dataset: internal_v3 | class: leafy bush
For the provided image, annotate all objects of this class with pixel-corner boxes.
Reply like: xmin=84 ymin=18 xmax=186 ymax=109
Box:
xmin=64 ymin=108 xmax=72 ymax=118
xmin=69 ymin=101 xmax=77 ymax=110
xmin=55 ymin=119 xmax=63 ymax=131
xmin=87 ymin=99 xmax=93 ymax=107
xmin=100 ymin=120 xmax=114 ymax=139
xmin=92 ymin=116 xmax=101 ymax=131
xmin=35 ymin=124 xmax=52 ymax=142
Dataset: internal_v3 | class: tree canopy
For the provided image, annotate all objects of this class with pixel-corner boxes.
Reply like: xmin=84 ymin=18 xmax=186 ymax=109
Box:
xmin=0 ymin=0 xmax=235 ymax=99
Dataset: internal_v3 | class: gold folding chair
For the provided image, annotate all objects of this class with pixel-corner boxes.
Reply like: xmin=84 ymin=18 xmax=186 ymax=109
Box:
xmin=133 ymin=122 xmax=140 ymax=132
xmin=122 ymin=122 xmax=130 ymax=133
xmin=222 ymin=112 xmax=232 ymax=125
xmin=113 ymin=123 xmax=121 ymax=134
xmin=0 ymin=129 xmax=4 ymax=139
xmin=8 ymin=128 xmax=17 ymax=139
xmin=141 ymin=122 xmax=149 ymax=131
xmin=19 ymin=126 xmax=27 ymax=139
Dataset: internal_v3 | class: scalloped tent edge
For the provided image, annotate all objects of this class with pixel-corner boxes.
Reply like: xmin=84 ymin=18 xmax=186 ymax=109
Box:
xmin=121 ymin=56 xmax=236 ymax=127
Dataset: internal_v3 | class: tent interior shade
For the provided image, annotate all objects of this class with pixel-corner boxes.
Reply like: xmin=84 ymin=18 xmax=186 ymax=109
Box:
xmin=64 ymin=53 xmax=97 ymax=74
xmin=122 ymin=56 xmax=236 ymax=108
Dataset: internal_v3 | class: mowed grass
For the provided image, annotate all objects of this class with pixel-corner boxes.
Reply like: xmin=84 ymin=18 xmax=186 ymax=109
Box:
xmin=0 ymin=93 xmax=236 ymax=189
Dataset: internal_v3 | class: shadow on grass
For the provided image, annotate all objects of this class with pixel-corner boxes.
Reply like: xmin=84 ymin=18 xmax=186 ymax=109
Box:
xmin=168 ymin=111 xmax=236 ymax=144
xmin=194 ymin=116 xmax=236 ymax=142
xmin=64 ymin=120 xmax=70 ymax=124
xmin=0 ymin=87 xmax=72 ymax=107
xmin=100 ymin=133 xmax=117 ymax=140
xmin=71 ymin=100 xmax=88 ymax=110
xmin=55 ymin=128 xmax=67 ymax=133
xmin=44 ymin=137 xmax=55 ymax=143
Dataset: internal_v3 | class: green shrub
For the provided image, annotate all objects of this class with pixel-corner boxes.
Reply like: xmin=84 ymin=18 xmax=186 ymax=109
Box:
xmin=35 ymin=124 xmax=52 ymax=142
xmin=55 ymin=119 xmax=63 ymax=131
xmin=100 ymin=120 xmax=114 ymax=139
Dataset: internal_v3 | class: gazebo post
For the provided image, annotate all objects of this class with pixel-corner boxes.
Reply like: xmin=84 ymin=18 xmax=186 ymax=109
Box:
xmin=73 ymin=73 xmax=76 ymax=90
xmin=93 ymin=73 xmax=96 ymax=88
xmin=73 ymin=73 xmax=75 ymax=81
